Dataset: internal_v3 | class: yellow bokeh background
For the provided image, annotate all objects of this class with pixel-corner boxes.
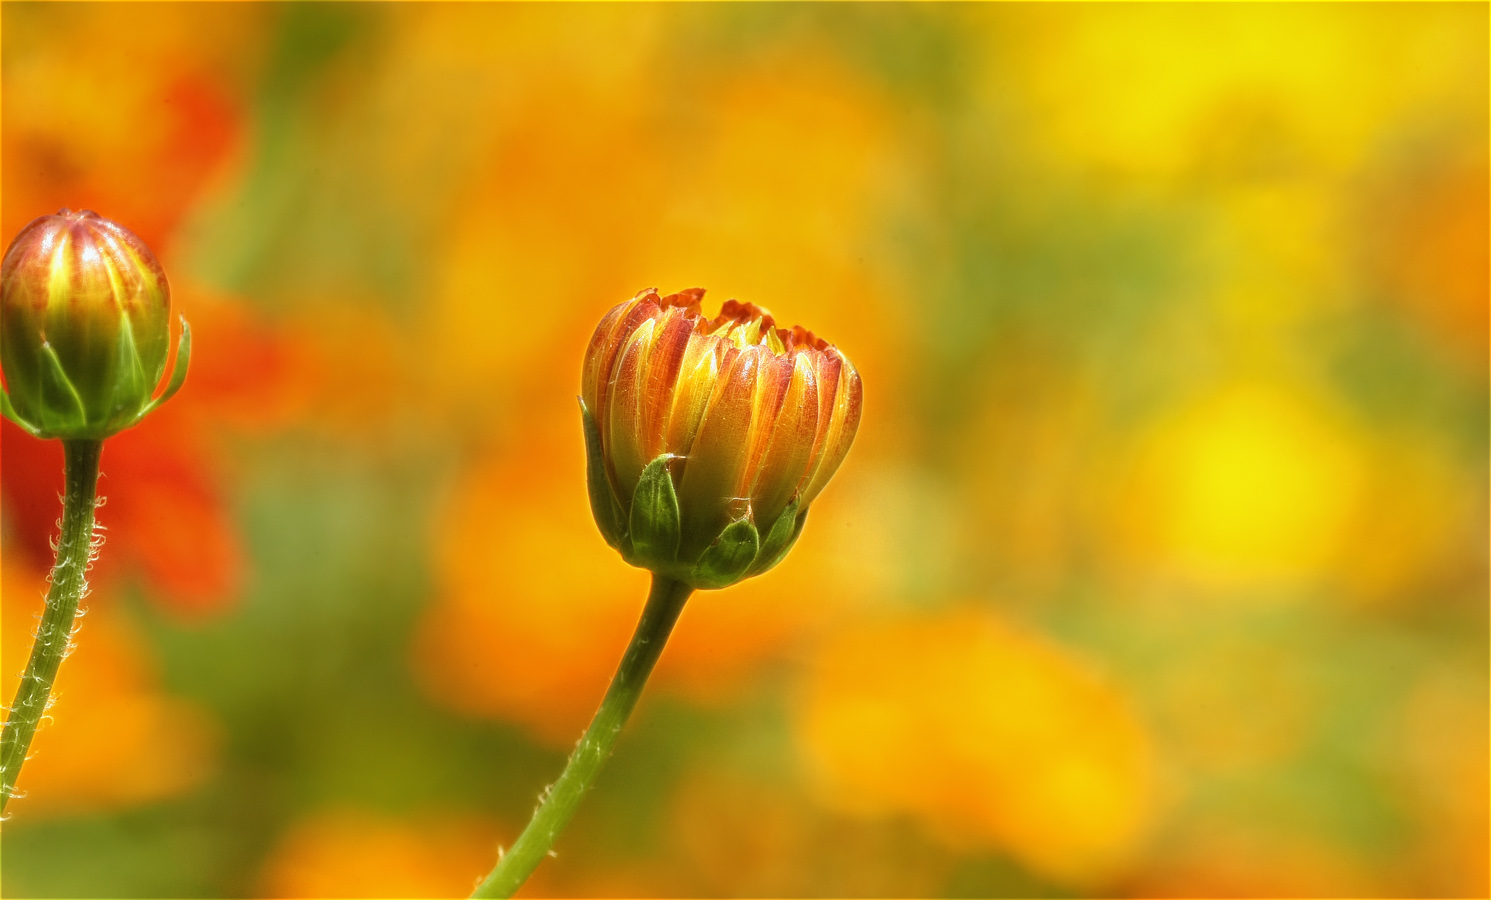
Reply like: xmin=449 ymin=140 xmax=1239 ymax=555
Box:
xmin=1 ymin=4 xmax=1485 ymax=898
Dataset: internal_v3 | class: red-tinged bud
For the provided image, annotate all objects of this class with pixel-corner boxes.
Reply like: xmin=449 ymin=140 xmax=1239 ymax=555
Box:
xmin=1 ymin=209 xmax=191 ymax=440
xmin=581 ymin=288 xmax=863 ymax=589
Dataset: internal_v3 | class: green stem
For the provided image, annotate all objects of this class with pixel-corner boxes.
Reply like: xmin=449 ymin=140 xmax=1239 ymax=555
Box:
xmin=1 ymin=438 xmax=103 ymax=813
xmin=471 ymin=574 xmax=694 ymax=898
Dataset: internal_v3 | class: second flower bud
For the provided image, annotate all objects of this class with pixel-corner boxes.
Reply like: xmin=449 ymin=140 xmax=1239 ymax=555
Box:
xmin=0 ymin=209 xmax=190 ymax=441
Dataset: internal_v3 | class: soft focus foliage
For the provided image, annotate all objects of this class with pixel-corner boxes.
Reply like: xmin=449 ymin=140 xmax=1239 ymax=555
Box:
xmin=2 ymin=5 xmax=1485 ymax=898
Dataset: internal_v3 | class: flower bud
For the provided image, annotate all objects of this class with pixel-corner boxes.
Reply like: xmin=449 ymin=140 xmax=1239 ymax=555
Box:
xmin=581 ymin=288 xmax=863 ymax=590
xmin=1 ymin=209 xmax=191 ymax=440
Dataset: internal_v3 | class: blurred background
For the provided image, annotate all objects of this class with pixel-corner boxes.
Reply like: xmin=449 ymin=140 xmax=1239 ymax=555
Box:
xmin=1 ymin=4 xmax=1486 ymax=898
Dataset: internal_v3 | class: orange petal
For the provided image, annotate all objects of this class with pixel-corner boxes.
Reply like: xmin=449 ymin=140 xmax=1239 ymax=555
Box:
xmin=605 ymin=318 xmax=657 ymax=506
xmin=745 ymin=351 xmax=795 ymax=476
xmin=749 ymin=352 xmax=821 ymax=529
xmin=800 ymin=354 xmax=863 ymax=507
xmin=580 ymin=299 xmax=633 ymax=412
xmin=805 ymin=351 xmax=843 ymax=466
xmin=639 ymin=309 xmax=694 ymax=462
xmin=676 ymin=346 xmax=762 ymax=560
xmin=591 ymin=297 xmax=660 ymax=447
xmin=664 ymin=333 xmax=724 ymax=457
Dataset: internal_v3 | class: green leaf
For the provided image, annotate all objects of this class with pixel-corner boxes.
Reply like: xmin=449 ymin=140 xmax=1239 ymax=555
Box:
xmin=690 ymin=518 xmax=760 ymax=589
xmin=746 ymin=502 xmax=806 ymax=578
xmin=0 ymin=387 xmax=42 ymax=437
xmin=580 ymin=398 xmax=625 ymax=549
xmin=629 ymin=454 xmax=681 ymax=568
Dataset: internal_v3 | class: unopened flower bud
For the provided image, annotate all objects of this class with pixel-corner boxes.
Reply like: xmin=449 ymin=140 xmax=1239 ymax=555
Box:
xmin=581 ymin=288 xmax=863 ymax=590
xmin=1 ymin=209 xmax=190 ymax=440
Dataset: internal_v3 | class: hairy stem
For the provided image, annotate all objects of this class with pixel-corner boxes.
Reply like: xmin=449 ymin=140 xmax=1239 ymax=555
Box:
xmin=471 ymin=574 xmax=694 ymax=898
xmin=1 ymin=438 xmax=103 ymax=812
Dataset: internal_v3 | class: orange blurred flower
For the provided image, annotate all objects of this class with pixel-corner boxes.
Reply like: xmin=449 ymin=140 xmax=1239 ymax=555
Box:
xmin=0 ymin=288 xmax=307 ymax=615
xmin=668 ymin=766 xmax=952 ymax=898
xmin=1361 ymin=160 xmax=1488 ymax=374
xmin=796 ymin=607 xmax=1157 ymax=887
xmin=1130 ymin=823 xmax=1378 ymax=898
xmin=0 ymin=5 xmax=255 ymax=251
xmin=0 ymin=262 xmax=402 ymax=616
xmin=258 ymin=808 xmax=504 ymax=899
xmin=0 ymin=7 xmax=288 ymax=617
xmin=1391 ymin=665 xmax=1491 ymax=897
xmin=0 ymin=561 xmax=217 ymax=814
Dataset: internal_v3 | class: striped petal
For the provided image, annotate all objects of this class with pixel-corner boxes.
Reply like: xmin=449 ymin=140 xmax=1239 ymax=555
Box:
xmin=745 ymin=350 xmax=794 ymax=475
xmin=664 ymin=332 xmax=724 ymax=457
xmin=676 ymin=345 xmax=763 ymax=561
xmin=748 ymin=352 xmax=821 ymax=530
xmin=591 ymin=297 xmax=660 ymax=447
xmin=580 ymin=298 xmax=635 ymax=412
xmin=605 ymin=317 xmax=657 ymax=506
xmin=800 ymin=353 xmax=863 ymax=507
xmin=638 ymin=308 xmax=694 ymax=463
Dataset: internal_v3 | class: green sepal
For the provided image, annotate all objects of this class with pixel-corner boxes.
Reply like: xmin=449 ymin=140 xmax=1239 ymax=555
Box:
xmin=579 ymin=397 xmax=625 ymax=549
xmin=746 ymin=501 xmax=806 ymax=578
xmin=110 ymin=315 xmax=151 ymax=424
xmin=36 ymin=341 xmax=87 ymax=436
xmin=629 ymin=454 xmax=681 ymax=568
xmin=0 ymin=387 xmax=42 ymax=437
xmin=147 ymin=317 xmax=192 ymax=412
xmin=690 ymin=518 xmax=760 ymax=590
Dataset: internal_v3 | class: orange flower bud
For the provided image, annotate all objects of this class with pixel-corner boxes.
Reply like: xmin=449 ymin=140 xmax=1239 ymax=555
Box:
xmin=581 ymin=288 xmax=862 ymax=589
xmin=1 ymin=209 xmax=191 ymax=440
